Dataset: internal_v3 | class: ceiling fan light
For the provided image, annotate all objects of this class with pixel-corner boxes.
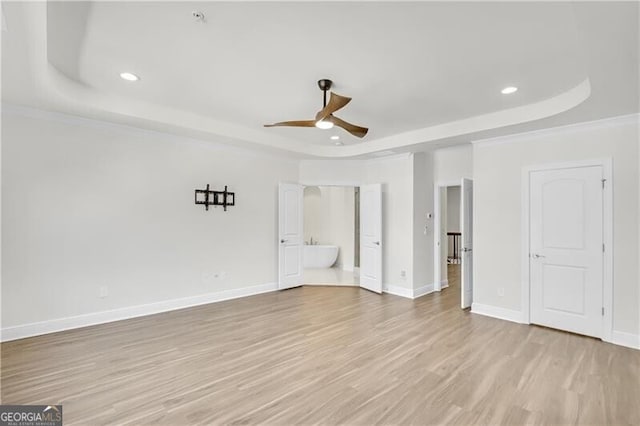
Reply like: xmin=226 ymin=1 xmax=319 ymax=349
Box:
xmin=315 ymin=119 xmax=334 ymax=130
xmin=120 ymin=72 xmax=139 ymax=81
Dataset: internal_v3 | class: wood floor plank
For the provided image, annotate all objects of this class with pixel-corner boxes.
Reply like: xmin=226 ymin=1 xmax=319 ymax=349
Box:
xmin=2 ymin=265 xmax=639 ymax=425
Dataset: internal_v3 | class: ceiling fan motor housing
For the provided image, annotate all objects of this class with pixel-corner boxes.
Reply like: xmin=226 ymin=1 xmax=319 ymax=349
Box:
xmin=317 ymin=79 xmax=333 ymax=91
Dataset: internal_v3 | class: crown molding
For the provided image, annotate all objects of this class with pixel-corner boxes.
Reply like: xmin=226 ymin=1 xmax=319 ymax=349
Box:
xmin=1 ymin=103 xmax=303 ymax=164
xmin=471 ymin=113 xmax=639 ymax=147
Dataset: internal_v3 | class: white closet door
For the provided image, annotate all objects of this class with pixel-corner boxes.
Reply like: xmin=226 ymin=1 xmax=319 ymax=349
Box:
xmin=529 ymin=166 xmax=603 ymax=337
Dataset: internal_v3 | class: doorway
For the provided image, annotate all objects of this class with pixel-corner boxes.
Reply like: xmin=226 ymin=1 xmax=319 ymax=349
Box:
xmin=302 ymin=185 xmax=359 ymax=286
xmin=444 ymin=186 xmax=462 ymax=297
xmin=434 ymin=178 xmax=474 ymax=309
xmin=523 ymin=160 xmax=613 ymax=339
xmin=278 ymin=183 xmax=383 ymax=294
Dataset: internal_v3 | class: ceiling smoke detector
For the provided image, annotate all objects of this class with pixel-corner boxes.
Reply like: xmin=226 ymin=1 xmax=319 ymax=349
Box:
xmin=192 ymin=11 xmax=205 ymax=22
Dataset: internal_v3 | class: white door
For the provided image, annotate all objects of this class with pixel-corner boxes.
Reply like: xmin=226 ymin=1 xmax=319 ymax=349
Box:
xmin=360 ymin=184 xmax=383 ymax=294
xmin=278 ymin=183 xmax=303 ymax=290
xmin=461 ymin=178 xmax=473 ymax=309
xmin=529 ymin=166 xmax=603 ymax=337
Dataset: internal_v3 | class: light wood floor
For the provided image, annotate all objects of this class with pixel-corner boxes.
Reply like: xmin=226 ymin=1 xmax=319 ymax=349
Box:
xmin=2 ymin=265 xmax=639 ymax=425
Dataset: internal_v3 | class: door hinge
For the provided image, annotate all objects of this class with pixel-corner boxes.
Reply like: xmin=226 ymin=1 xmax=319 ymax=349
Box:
xmin=601 ymin=178 xmax=606 ymax=189
xmin=602 ymin=307 xmax=605 ymax=316
xmin=602 ymin=243 xmax=605 ymax=253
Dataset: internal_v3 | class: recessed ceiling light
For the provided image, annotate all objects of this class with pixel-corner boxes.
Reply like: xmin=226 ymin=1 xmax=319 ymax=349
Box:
xmin=334 ymin=141 xmax=344 ymax=146
xmin=120 ymin=72 xmax=139 ymax=82
xmin=315 ymin=119 xmax=334 ymax=130
xmin=330 ymin=135 xmax=340 ymax=140
xmin=501 ymin=86 xmax=518 ymax=94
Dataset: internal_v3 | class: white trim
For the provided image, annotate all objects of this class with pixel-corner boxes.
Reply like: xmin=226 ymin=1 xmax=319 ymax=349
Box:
xmin=303 ymin=283 xmax=358 ymax=287
xmin=610 ymin=331 xmax=640 ymax=350
xmin=383 ymin=284 xmax=413 ymax=299
xmin=1 ymin=103 xmax=300 ymax=164
xmin=413 ymin=283 xmax=435 ymax=299
xmin=472 ymin=113 xmax=639 ymax=147
xmin=436 ymin=179 xmax=464 ymax=188
xmin=365 ymin=152 xmax=413 ymax=163
xmin=437 ymin=279 xmax=449 ymax=290
xmin=471 ymin=303 xmax=524 ymax=324
xmin=1 ymin=282 xmax=277 ymax=342
xmin=299 ymin=181 xmax=362 ymax=187
xmin=383 ymin=283 xmax=436 ymax=299
xmin=521 ymin=158 xmax=613 ymax=342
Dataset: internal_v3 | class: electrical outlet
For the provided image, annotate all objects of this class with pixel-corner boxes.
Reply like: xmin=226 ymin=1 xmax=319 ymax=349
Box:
xmin=400 ymin=270 xmax=406 ymax=279
xmin=498 ymin=287 xmax=505 ymax=297
xmin=99 ymin=286 xmax=108 ymax=298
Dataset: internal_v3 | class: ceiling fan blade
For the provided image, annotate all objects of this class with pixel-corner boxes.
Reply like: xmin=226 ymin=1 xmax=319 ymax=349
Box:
xmin=264 ymin=120 xmax=316 ymax=128
xmin=331 ymin=116 xmax=369 ymax=138
xmin=315 ymin=92 xmax=352 ymax=122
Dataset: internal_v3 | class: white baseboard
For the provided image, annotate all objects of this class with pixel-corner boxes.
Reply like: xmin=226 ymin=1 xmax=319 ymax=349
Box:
xmin=471 ymin=302 xmax=524 ymax=324
xmin=609 ymin=330 xmax=640 ymax=350
xmin=413 ymin=283 xmax=435 ymax=299
xmin=384 ymin=283 xmax=436 ymax=299
xmin=436 ymin=279 xmax=449 ymax=291
xmin=1 ymin=282 xmax=278 ymax=342
xmin=304 ymin=282 xmax=358 ymax=287
xmin=383 ymin=284 xmax=413 ymax=299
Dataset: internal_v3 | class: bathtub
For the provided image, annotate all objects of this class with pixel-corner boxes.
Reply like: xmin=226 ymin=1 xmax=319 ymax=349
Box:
xmin=304 ymin=245 xmax=339 ymax=268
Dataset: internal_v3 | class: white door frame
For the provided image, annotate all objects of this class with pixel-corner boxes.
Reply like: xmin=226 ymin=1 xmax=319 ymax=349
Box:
xmin=521 ymin=158 xmax=613 ymax=342
xmin=433 ymin=179 xmax=467 ymax=292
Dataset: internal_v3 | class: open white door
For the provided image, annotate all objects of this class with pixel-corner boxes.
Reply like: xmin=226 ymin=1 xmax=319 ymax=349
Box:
xmin=278 ymin=183 xmax=303 ymax=290
xmin=359 ymin=184 xmax=382 ymax=294
xmin=461 ymin=178 xmax=473 ymax=309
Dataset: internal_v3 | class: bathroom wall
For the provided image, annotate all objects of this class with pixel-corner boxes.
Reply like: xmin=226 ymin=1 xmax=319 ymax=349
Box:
xmin=303 ymin=186 xmax=355 ymax=270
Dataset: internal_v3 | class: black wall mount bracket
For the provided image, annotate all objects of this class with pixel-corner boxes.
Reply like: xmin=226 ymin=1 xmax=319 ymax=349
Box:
xmin=194 ymin=184 xmax=235 ymax=211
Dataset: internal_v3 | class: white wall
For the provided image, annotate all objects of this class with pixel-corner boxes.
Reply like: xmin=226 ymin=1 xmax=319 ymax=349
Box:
xmin=473 ymin=115 xmax=639 ymax=336
xmin=303 ymin=186 xmax=355 ymax=270
xmin=434 ymin=145 xmax=473 ymax=183
xmin=412 ymin=152 xmax=435 ymax=292
xmin=437 ymin=186 xmax=448 ymax=283
xmin=2 ymin=107 xmax=298 ymax=333
xmin=300 ymin=155 xmax=414 ymax=290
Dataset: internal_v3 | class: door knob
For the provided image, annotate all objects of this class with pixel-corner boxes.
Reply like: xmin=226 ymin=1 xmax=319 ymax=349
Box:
xmin=531 ymin=253 xmax=546 ymax=259
xmin=461 ymin=248 xmax=472 ymax=252
xmin=374 ymin=241 xmax=381 ymax=246
xmin=280 ymin=239 xmax=287 ymax=243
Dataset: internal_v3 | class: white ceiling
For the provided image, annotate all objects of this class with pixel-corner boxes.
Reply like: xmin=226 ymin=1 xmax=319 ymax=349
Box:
xmin=2 ymin=1 xmax=638 ymax=158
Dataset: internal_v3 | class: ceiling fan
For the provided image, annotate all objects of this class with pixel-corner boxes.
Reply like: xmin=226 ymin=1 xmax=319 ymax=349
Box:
xmin=264 ymin=79 xmax=369 ymax=138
